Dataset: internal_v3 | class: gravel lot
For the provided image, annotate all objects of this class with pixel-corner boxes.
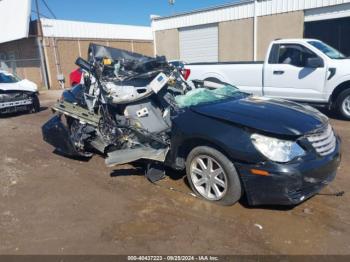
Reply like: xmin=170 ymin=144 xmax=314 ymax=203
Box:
xmin=1 ymin=90 xmax=350 ymax=255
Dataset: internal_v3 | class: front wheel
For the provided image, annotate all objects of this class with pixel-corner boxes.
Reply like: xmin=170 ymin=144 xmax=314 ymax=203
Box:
xmin=335 ymin=89 xmax=350 ymax=120
xmin=67 ymin=118 xmax=93 ymax=158
xmin=31 ymin=94 xmax=40 ymax=113
xmin=186 ymin=146 xmax=242 ymax=206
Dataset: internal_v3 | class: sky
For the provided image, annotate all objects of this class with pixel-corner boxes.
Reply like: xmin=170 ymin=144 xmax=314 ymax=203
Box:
xmin=31 ymin=0 xmax=239 ymax=26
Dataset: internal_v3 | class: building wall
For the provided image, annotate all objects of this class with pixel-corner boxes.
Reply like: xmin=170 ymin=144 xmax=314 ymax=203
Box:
xmin=257 ymin=11 xmax=304 ymax=60
xmin=155 ymin=29 xmax=179 ymax=60
xmin=43 ymin=38 xmax=154 ymax=89
xmin=154 ymin=10 xmax=305 ymax=63
xmin=218 ymin=18 xmax=254 ymax=61
xmin=0 ymin=37 xmax=44 ymax=87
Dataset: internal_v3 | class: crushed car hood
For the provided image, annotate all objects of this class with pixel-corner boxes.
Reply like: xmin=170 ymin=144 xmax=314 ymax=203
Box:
xmin=0 ymin=79 xmax=38 ymax=93
xmin=191 ymin=96 xmax=328 ymax=136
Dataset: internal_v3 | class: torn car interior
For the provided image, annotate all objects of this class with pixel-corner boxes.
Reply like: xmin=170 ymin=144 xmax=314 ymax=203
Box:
xmin=43 ymin=44 xmax=188 ymax=166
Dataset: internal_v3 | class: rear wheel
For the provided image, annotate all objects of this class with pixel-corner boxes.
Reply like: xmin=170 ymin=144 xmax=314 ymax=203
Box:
xmin=335 ymin=89 xmax=350 ymax=120
xmin=186 ymin=146 xmax=241 ymax=206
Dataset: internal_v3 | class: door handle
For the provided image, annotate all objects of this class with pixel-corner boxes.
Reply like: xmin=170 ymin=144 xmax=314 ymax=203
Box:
xmin=273 ymin=70 xmax=285 ymax=75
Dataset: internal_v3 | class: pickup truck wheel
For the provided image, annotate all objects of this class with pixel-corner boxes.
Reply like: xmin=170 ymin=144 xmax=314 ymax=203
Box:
xmin=335 ymin=89 xmax=350 ymax=120
xmin=186 ymin=146 xmax=241 ymax=206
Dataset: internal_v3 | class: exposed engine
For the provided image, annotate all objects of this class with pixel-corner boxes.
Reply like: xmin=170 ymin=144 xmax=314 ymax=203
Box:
xmin=42 ymin=44 xmax=191 ymax=167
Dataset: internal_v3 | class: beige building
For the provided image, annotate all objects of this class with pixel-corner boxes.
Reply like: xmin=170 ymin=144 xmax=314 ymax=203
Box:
xmin=0 ymin=19 xmax=153 ymax=90
xmin=151 ymin=0 xmax=350 ymax=63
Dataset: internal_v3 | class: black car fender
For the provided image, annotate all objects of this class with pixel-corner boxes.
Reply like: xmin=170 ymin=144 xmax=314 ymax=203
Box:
xmin=166 ymin=108 xmax=264 ymax=170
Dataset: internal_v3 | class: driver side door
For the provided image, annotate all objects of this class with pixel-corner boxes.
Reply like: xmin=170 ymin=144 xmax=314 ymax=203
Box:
xmin=263 ymin=44 xmax=327 ymax=102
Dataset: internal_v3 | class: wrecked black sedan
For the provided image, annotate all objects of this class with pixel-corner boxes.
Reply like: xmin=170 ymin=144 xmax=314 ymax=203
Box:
xmin=42 ymin=44 xmax=341 ymax=206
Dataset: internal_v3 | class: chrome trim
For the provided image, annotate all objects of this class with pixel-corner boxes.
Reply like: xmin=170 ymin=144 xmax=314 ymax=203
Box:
xmin=0 ymin=99 xmax=33 ymax=109
xmin=306 ymin=124 xmax=336 ymax=156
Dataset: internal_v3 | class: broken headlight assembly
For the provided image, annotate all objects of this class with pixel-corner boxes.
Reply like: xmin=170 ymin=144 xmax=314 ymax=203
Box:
xmin=251 ymin=134 xmax=305 ymax=163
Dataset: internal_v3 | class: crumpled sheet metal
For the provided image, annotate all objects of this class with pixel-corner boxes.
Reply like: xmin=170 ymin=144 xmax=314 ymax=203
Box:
xmin=88 ymin=43 xmax=151 ymax=63
xmin=105 ymin=147 xmax=169 ymax=167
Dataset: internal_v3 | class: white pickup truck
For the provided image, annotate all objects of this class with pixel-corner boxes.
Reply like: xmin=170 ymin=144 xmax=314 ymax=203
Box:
xmin=185 ymin=39 xmax=350 ymax=120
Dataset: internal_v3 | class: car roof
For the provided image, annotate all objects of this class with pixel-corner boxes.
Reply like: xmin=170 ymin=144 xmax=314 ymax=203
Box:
xmin=273 ymin=38 xmax=320 ymax=44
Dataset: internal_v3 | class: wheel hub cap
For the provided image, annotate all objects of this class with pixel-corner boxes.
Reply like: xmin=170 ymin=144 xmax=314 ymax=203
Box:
xmin=343 ymin=96 xmax=350 ymax=116
xmin=190 ymin=155 xmax=228 ymax=201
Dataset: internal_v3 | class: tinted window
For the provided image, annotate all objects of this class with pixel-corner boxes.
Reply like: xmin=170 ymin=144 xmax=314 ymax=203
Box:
xmin=269 ymin=44 xmax=318 ymax=67
xmin=308 ymin=40 xmax=346 ymax=59
xmin=268 ymin=44 xmax=280 ymax=64
xmin=0 ymin=73 xmax=19 ymax=83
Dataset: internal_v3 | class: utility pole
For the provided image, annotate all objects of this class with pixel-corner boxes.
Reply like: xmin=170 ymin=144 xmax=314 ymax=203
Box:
xmin=253 ymin=0 xmax=258 ymax=61
xmin=168 ymin=0 xmax=175 ymax=15
xmin=35 ymin=0 xmax=50 ymax=89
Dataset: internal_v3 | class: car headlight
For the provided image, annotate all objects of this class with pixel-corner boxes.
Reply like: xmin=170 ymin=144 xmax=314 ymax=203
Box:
xmin=251 ymin=134 xmax=305 ymax=163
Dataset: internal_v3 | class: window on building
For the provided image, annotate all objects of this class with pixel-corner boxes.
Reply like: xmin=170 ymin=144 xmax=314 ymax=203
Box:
xmin=0 ymin=53 xmax=6 ymax=61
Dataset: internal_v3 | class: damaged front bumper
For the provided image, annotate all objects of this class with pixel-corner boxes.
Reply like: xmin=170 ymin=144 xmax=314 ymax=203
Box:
xmin=0 ymin=98 xmax=33 ymax=114
xmin=237 ymin=137 xmax=341 ymax=206
xmin=0 ymin=91 xmax=35 ymax=114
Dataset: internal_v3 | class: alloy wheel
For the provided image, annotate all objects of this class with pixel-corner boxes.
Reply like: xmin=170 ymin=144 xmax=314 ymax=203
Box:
xmin=342 ymin=95 xmax=350 ymax=117
xmin=190 ymin=155 xmax=228 ymax=201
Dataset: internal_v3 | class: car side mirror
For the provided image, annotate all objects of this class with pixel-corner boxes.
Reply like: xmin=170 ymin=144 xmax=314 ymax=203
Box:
xmin=306 ymin=57 xmax=324 ymax=68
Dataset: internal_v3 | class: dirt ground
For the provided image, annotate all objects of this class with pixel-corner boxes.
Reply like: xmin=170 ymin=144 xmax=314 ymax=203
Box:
xmin=0 ymin=90 xmax=350 ymax=255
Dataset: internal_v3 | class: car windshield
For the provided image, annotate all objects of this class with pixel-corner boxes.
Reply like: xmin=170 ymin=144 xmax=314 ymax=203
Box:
xmin=175 ymin=83 xmax=241 ymax=108
xmin=0 ymin=72 xmax=20 ymax=83
xmin=308 ymin=40 xmax=347 ymax=59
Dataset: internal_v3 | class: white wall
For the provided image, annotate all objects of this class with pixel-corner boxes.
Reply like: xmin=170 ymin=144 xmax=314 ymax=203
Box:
xmin=0 ymin=0 xmax=31 ymax=43
xmin=152 ymin=0 xmax=350 ymax=32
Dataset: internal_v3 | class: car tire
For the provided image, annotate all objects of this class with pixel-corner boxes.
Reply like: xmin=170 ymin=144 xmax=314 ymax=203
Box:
xmin=186 ymin=146 xmax=242 ymax=206
xmin=32 ymin=94 xmax=40 ymax=113
xmin=335 ymin=89 xmax=350 ymax=120
xmin=67 ymin=117 xmax=93 ymax=158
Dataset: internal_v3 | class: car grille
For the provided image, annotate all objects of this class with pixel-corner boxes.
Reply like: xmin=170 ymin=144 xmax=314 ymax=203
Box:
xmin=306 ymin=124 xmax=336 ymax=156
xmin=0 ymin=92 xmax=30 ymax=103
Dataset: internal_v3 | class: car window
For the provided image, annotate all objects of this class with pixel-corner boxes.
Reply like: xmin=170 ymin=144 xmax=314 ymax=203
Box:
xmin=0 ymin=73 xmax=19 ymax=83
xmin=308 ymin=40 xmax=346 ymax=59
xmin=269 ymin=44 xmax=318 ymax=67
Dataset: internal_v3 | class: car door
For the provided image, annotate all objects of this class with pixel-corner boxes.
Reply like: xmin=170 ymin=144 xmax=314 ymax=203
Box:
xmin=263 ymin=43 xmax=327 ymax=102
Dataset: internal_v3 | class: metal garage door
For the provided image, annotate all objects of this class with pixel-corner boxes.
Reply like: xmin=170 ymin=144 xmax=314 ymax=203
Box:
xmin=304 ymin=17 xmax=350 ymax=56
xmin=304 ymin=3 xmax=350 ymax=56
xmin=179 ymin=24 xmax=218 ymax=63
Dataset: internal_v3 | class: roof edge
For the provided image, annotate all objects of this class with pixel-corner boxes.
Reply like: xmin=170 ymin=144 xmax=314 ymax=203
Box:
xmin=152 ymin=0 xmax=254 ymax=21
xmin=40 ymin=18 xmax=151 ymax=29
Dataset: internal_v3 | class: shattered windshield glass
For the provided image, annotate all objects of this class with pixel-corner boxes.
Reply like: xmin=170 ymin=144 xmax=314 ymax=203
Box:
xmin=175 ymin=85 xmax=241 ymax=108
